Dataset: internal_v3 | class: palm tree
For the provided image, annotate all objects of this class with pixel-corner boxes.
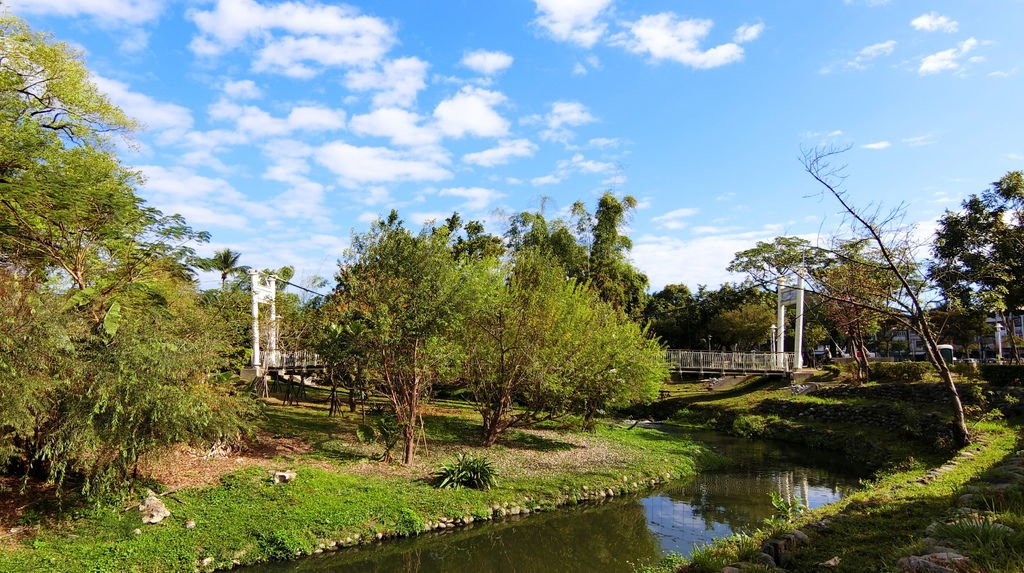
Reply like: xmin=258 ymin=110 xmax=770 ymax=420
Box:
xmin=206 ymin=248 xmax=246 ymax=289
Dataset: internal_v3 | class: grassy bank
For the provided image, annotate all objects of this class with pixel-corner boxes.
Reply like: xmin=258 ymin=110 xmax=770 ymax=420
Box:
xmin=639 ymin=374 xmax=1024 ymax=573
xmin=0 ymin=397 xmax=711 ymax=573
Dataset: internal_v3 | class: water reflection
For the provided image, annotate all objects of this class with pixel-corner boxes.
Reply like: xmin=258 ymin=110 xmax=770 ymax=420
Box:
xmin=248 ymin=430 xmax=863 ymax=573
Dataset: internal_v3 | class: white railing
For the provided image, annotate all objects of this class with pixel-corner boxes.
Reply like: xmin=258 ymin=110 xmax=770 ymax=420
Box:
xmin=262 ymin=350 xmax=323 ymax=369
xmin=665 ymin=350 xmax=793 ymax=373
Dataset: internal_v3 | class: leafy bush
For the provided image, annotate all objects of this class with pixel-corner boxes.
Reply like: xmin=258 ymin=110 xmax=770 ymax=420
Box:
xmin=355 ymin=417 xmax=401 ymax=463
xmin=871 ymin=361 xmax=930 ymax=383
xmin=769 ymin=490 xmax=806 ymax=519
xmin=951 ymin=361 xmax=981 ymax=381
xmin=822 ymin=364 xmax=842 ymax=378
xmin=432 ymin=452 xmax=497 ymax=490
xmin=731 ymin=414 xmax=768 ymax=438
xmin=980 ymin=364 xmax=1024 ymax=387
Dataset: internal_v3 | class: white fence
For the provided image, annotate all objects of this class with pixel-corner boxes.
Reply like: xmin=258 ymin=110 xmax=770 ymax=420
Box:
xmin=262 ymin=350 xmax=323 ymax=369
xmin=665 ymin=350 xmax=793 ymax=373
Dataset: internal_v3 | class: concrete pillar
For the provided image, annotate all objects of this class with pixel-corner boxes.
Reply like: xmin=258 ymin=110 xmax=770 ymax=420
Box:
xmin=268 ymin=275 xmax=278 ymax=367
xmin=776 ymin=277 xmax=786 ymax=368
xmin=794 ymin=272 xmax=805 ymax=370
xmin=249 ymin=269 xmax=261 ymax=367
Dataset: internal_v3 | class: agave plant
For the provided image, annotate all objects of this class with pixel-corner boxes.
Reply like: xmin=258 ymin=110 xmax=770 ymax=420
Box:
xmin=432 ymin=452 xmax=497 ymax=490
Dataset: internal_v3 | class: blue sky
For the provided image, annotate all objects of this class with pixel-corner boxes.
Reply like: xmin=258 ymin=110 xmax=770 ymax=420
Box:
xmin=9 ymin=0 xmax=1024 ymax=290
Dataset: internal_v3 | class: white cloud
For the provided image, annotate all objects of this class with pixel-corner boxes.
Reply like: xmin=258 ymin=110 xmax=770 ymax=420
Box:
xmin=846 ymin=40 xmax=896 ymax=69
xmin=572 ymin=62 xmax=589 ymax=76
xmin=652 ymin=207 xmax=699 ymax=230
xmin=119 ymin=29 xmax=150 ymax=53
xmin=91 ymin=74 xmax=193 ymax=137
xmin=433 ymin=86 xmax=510 ymax=138
xmin=316 ymin=142 xmax=452 ymax=186
xmin=223 ymin=79 xmax=262 ymax=99
xmin=911 ymin=12 xmax=959 ymax=33
xmin=345 ymin=57 xmax=429 ymax=109
xmin=614 ymin=13 xmax=745 ymax=69
xmin=208 ymin=100 xmax=346 ymax=137
xmin=733 ymin=22 xmax=764 ymax=44
xmin=137 ymin=165 xmax=252 ymax=229
xmin=919 ymin=37 xmax=978 ymax=75
xmin=189 ymin=0 xmax=395 ymax=77
xmin=632 ymin=231 xmax=774 ymax=290
xmin=531 ymin=174 xmax=562 ymax=186
xmin=438 ymin=187 xmax=505 ymax=210
xmin=349 ymin=107 xmax=440 ymax=147
xmin=461 ymin=50 xmax=514 ymax=75
xmin=589 ymin=137 xmax=619 ymax=148
xmin=533 ymin=0 xmax=614 ymax=48
xmin=861 ymin=141 xmax=891 ymax=150
xmin=7 ymin=0 xmax=164 ymax=25
xmin=538 ymin=101 xmax=596 ymax=143
xmin=463 ymin=139 xmax=538 ymax=167
xmin=902 ymin=134 xmax=937 ymax=147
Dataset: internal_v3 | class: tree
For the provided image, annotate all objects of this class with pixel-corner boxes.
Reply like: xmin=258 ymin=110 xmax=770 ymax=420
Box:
xmin=708 ymin=301 xmax=776 ymax=351
xmin=336 ymin=212 xmax=471 ymax=464
xmin=506 ymin=193 xmax=649 ymax=317
xmin=933 ymin=171 xmax=1024 ymax=362
xmin=729 ymin=146 xmax=966 ymax=444
xmin=462 ymin=249 xmax=665 ymax=439
xmin=204 ymin=248 xmax=246 ymax=289
xmin=0 ymin=16 xmax=253 ymax=495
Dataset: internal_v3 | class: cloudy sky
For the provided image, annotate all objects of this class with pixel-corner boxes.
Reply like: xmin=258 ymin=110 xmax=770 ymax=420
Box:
xmin=10 ymin=0 xmax=1024 ymax=290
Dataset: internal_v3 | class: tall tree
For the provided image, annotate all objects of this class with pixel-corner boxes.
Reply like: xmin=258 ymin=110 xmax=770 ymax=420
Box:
xmin=336 ymin=212 xmax=470 ymax=464
xmin=205 ymin=248 xmax=246 ymax=289
xmin=933 ymin=171 xmax=1024 ymax=362
xmin=732 ymin=148 xmax=971 ymax=445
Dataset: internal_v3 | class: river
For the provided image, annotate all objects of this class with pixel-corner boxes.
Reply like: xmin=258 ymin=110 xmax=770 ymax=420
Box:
xmin=244 ymin=428 xmax=864 ymax=572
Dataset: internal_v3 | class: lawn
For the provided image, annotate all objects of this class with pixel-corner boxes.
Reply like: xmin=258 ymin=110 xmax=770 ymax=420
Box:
xmin=0 ymin=390 xmax=711 ymax=573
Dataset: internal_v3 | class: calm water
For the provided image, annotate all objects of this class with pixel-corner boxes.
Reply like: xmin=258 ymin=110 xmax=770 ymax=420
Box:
xmin=248 ymin=429 xmax=864 ymax=573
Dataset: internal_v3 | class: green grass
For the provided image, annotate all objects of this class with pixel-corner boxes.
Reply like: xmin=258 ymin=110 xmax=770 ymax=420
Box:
xmin=641 ymin=371 xmax=1024 ymax=573
xmin=0 ymin=398 xmax=710 ymax=573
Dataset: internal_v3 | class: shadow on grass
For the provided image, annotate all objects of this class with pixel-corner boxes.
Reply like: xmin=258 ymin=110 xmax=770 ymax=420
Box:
xmin=500 ymin=431 xmax=576 ymax=452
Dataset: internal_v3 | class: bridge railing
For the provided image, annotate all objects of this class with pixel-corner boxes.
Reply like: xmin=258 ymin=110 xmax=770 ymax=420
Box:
xmin=262 ymin=350 xmax=323 ymax=369
xmin=665 ymin=350 xmax=793 ymax=373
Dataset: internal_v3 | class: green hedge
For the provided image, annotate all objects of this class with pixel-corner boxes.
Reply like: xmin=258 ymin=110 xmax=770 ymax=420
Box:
xmin=871 ymin=361 xmax=931 ymax=383
xmin=980 ymin=364 xmax=1024 ymax=387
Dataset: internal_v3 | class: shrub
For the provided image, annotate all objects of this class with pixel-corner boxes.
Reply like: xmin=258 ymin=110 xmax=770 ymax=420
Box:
xmin=822 ymin=364 xmax=842 ymax=378
xmin=730 ymin=414 xmax=768 ymax=438
xmin=355 ymin=417 xmax=401 ymax=462
xmin=432 ymin=453 xmax=497 ymax=490
xmin=979 ymin=364 xmax=1024 ymax=387
xmin=951 ymin=361 xmax=981 ymax=381
xmin=871 ymin=361 xmax=930 ymax=383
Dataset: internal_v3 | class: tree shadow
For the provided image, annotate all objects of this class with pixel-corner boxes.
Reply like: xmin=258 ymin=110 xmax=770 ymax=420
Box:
xmin=499 ymin=431 xmax=576 ymax=452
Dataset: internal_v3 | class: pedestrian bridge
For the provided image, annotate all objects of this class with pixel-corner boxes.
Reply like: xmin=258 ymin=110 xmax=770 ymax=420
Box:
xmin=665 ymin=350 xmax=794 ymax=375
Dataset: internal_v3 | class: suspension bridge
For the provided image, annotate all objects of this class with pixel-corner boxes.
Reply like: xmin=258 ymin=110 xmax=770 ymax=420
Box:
xmin=665 ymin=350 xmax=795 ymax=375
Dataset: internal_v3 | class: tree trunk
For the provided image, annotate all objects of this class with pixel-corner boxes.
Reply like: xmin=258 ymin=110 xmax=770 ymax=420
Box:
xmin=917 ymin=317 xmax=970 ymax=446
xmin=1000 ymin=311 xmax=1021 ymax=364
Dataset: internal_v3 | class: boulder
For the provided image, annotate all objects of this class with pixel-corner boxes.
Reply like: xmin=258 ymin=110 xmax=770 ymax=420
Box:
xmin=270 ymin=470 xmax=297 ymax=484
xmin=139 ymin=490 xmax=170 ymax=524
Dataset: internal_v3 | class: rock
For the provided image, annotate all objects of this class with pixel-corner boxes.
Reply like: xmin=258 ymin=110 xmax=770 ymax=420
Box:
xmin=755 ymin=552 xmax=776 ymax=567
xmin=201 ymin=557 xmax=214 ymax=566
xmin=819 ymin=556 xmax=841 ymax=568
xmin=185 ymin=520 xmax=196 ymax=529
xmin=270 ymin=470 xmax=297 ymax=484
xmin=139 ymin=490 xmax=170 ymax=524
xmin=791 ymin=529 xmax=810 ymax=543
xmin=720 ymin=567 xmax=741 ymax=573
xmin=897 ymin=556 xmax=958 ymax=573
xmin=132 ymin=528 xmax=142 ymax=536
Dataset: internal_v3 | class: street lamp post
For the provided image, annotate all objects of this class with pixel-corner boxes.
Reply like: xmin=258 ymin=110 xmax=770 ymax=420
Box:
xmin=996 ymin=322 xmax=1005 ymax=364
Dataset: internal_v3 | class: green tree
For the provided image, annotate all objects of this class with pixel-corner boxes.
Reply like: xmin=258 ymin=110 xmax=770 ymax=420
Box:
xmin=204 ymin=248 xmax=247 ymax=289
xmin=708 ymin=301 xmax=776 ymax=351
xmin=933 ymin=171 xmax=1024 ymax=362
xmin=336 ymin=212 xmax=471 ymax=464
